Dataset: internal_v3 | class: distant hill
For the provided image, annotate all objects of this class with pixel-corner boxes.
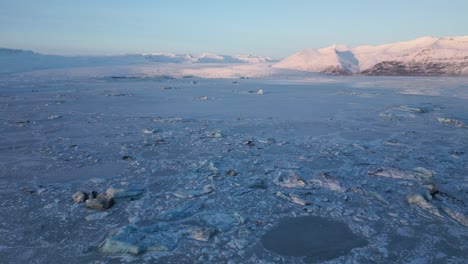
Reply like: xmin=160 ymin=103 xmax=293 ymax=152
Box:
xmin=0 ymin=48 xmax=276 ymax=73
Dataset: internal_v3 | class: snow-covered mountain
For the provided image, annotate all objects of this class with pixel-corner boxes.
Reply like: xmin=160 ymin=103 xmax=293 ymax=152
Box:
xmin=273 ymin=36 xmax=468 ymax=76
xmin=0 ymin=48 xmax=276 ymax=73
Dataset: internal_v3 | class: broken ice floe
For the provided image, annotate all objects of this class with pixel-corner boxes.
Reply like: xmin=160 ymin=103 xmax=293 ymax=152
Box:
xmin=206 ymin=131 xmax=223 ymax=138
xmin=233 ymin=89 xmax=265 ymax=95
xmin=441 ymin=207 xmax=468 ymax=227
xmin=368 ymin=167 xmax=435 ymax=182
xmin=309 ymin=173 xmax=345 ymax=193
xmin=273 ymin=171 xmax=307 ymax=188
xmin=412 ymin=167 xmax=435 ymax=182
xmin=276 ymin=191 xmax=311 ymax=206
xmin=437 ymin=117 xmax=467 ymax=128
xmin=106 ymin=187 xmax=144 ymax=199
xmin=196 ymin=212 xmax=236 ymax=232
xmin=151 ymin=117 xmax=184 ymax=123
xmin=103 ymin=90 xmax=131 ymax=97
xmin=142 ymin=129 xmax=157 ymax=134
xmin=379 ymin=105 xmax=431 ymax=118
xmin=174 ymin=185 xmax=214 ymax=199
xmin=208 ymin=162 xmax=219 ymax=174
xmin=407 ymin=192 xmax=442 ymax=218
xmin=196 ymin=96 xmax=214 ymax=101
xmin=47 ymin=114 xmax=62 ymax=120
xmin=99 ymin=224 xmax=177 ymax=255
xmin=157 ymin=201 xmax=205 ymax=221
xmin=351 ymin=188 xmax=389 ymax=205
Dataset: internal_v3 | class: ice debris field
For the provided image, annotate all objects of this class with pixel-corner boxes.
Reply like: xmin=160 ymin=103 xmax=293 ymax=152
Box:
xmin=0 ymin=70 xmax=467 ymax=263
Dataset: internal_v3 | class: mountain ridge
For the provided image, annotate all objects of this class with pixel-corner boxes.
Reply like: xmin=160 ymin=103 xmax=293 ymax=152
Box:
xmin=273 ymin=36 xmax=468 ymax=76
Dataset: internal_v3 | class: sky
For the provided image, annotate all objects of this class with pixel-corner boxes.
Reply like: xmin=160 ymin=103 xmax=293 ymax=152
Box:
xmin=0 ymin=0 xmax=467 ymax=58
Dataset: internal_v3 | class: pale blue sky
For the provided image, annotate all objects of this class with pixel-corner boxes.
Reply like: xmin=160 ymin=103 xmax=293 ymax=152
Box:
xmin=1 ymin=0 xmax=467 ymax=58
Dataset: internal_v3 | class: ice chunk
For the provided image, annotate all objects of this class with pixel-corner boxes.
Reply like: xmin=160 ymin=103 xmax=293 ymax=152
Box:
xmin=185 ymin=228 xmax=216 ymax=241
xmin=310 ymin=173 xmax=344 ymax=192
xmin=412 ymin=167 xmax=435 ymax=182
xmin=276 ymin=191 xmax=311 ymax=206
xmin=441 ymin=207 xmax=468 ymax=227
xmin=99 ymin=225 xmax=146 ymax=255
xmin=274 ymin=171 xmax=307 ymax=188
xmin=407 ymin=193 xmax=442 ymax=217
xmin=106 ymin=187 xmax=144 ymax=199
xmin=437 ymin=117 xmax=467 ymax=128
xmin=369 ymin=168 xmax=412 ymax=180
xmin=207 ymin=131 xmax=223 ymax=138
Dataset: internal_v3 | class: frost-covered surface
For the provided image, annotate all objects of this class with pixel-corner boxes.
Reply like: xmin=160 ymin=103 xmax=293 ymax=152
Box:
xmin=0 ymin=74 xmax=467 ymax=263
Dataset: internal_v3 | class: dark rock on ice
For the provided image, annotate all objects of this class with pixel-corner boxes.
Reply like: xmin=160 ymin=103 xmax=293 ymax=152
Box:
xmin=72 ymin=191 xmax=89 ymax=203
xmin=90 ymin=191 xmax=98 ymax=199
xmin=423 ymin=184 xmax=439 ymax=195
xmin=121 ymin=155 xmax=133 ymax=161
xmin=226 ymin=169 xmax=240 ymax=176
xmin=16 ymin=120 xmax=31 ymax=124
xmin=244 ymin=140 xmax=255 ymax=147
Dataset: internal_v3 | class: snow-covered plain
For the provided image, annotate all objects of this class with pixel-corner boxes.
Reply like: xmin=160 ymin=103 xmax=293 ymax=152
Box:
xmin=0 ymin=64 xmax=467 ymax=263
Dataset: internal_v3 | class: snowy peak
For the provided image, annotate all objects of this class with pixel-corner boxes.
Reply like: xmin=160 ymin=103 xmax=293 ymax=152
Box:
xmin=273 ymin=36 xmax=468 ymax=76
xmin=273 ymin=45 xmax=358 ymax=75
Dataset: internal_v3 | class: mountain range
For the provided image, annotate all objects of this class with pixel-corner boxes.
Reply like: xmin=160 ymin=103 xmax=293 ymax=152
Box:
xmin=273 ymin=36 xmax=468 ymax=76
xmin=0 ymin=48 xmax=275 ymax=74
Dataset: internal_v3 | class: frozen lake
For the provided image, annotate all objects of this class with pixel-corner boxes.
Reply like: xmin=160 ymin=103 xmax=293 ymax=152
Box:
xmin=0 ymin=75 xmax=467 ymax=263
